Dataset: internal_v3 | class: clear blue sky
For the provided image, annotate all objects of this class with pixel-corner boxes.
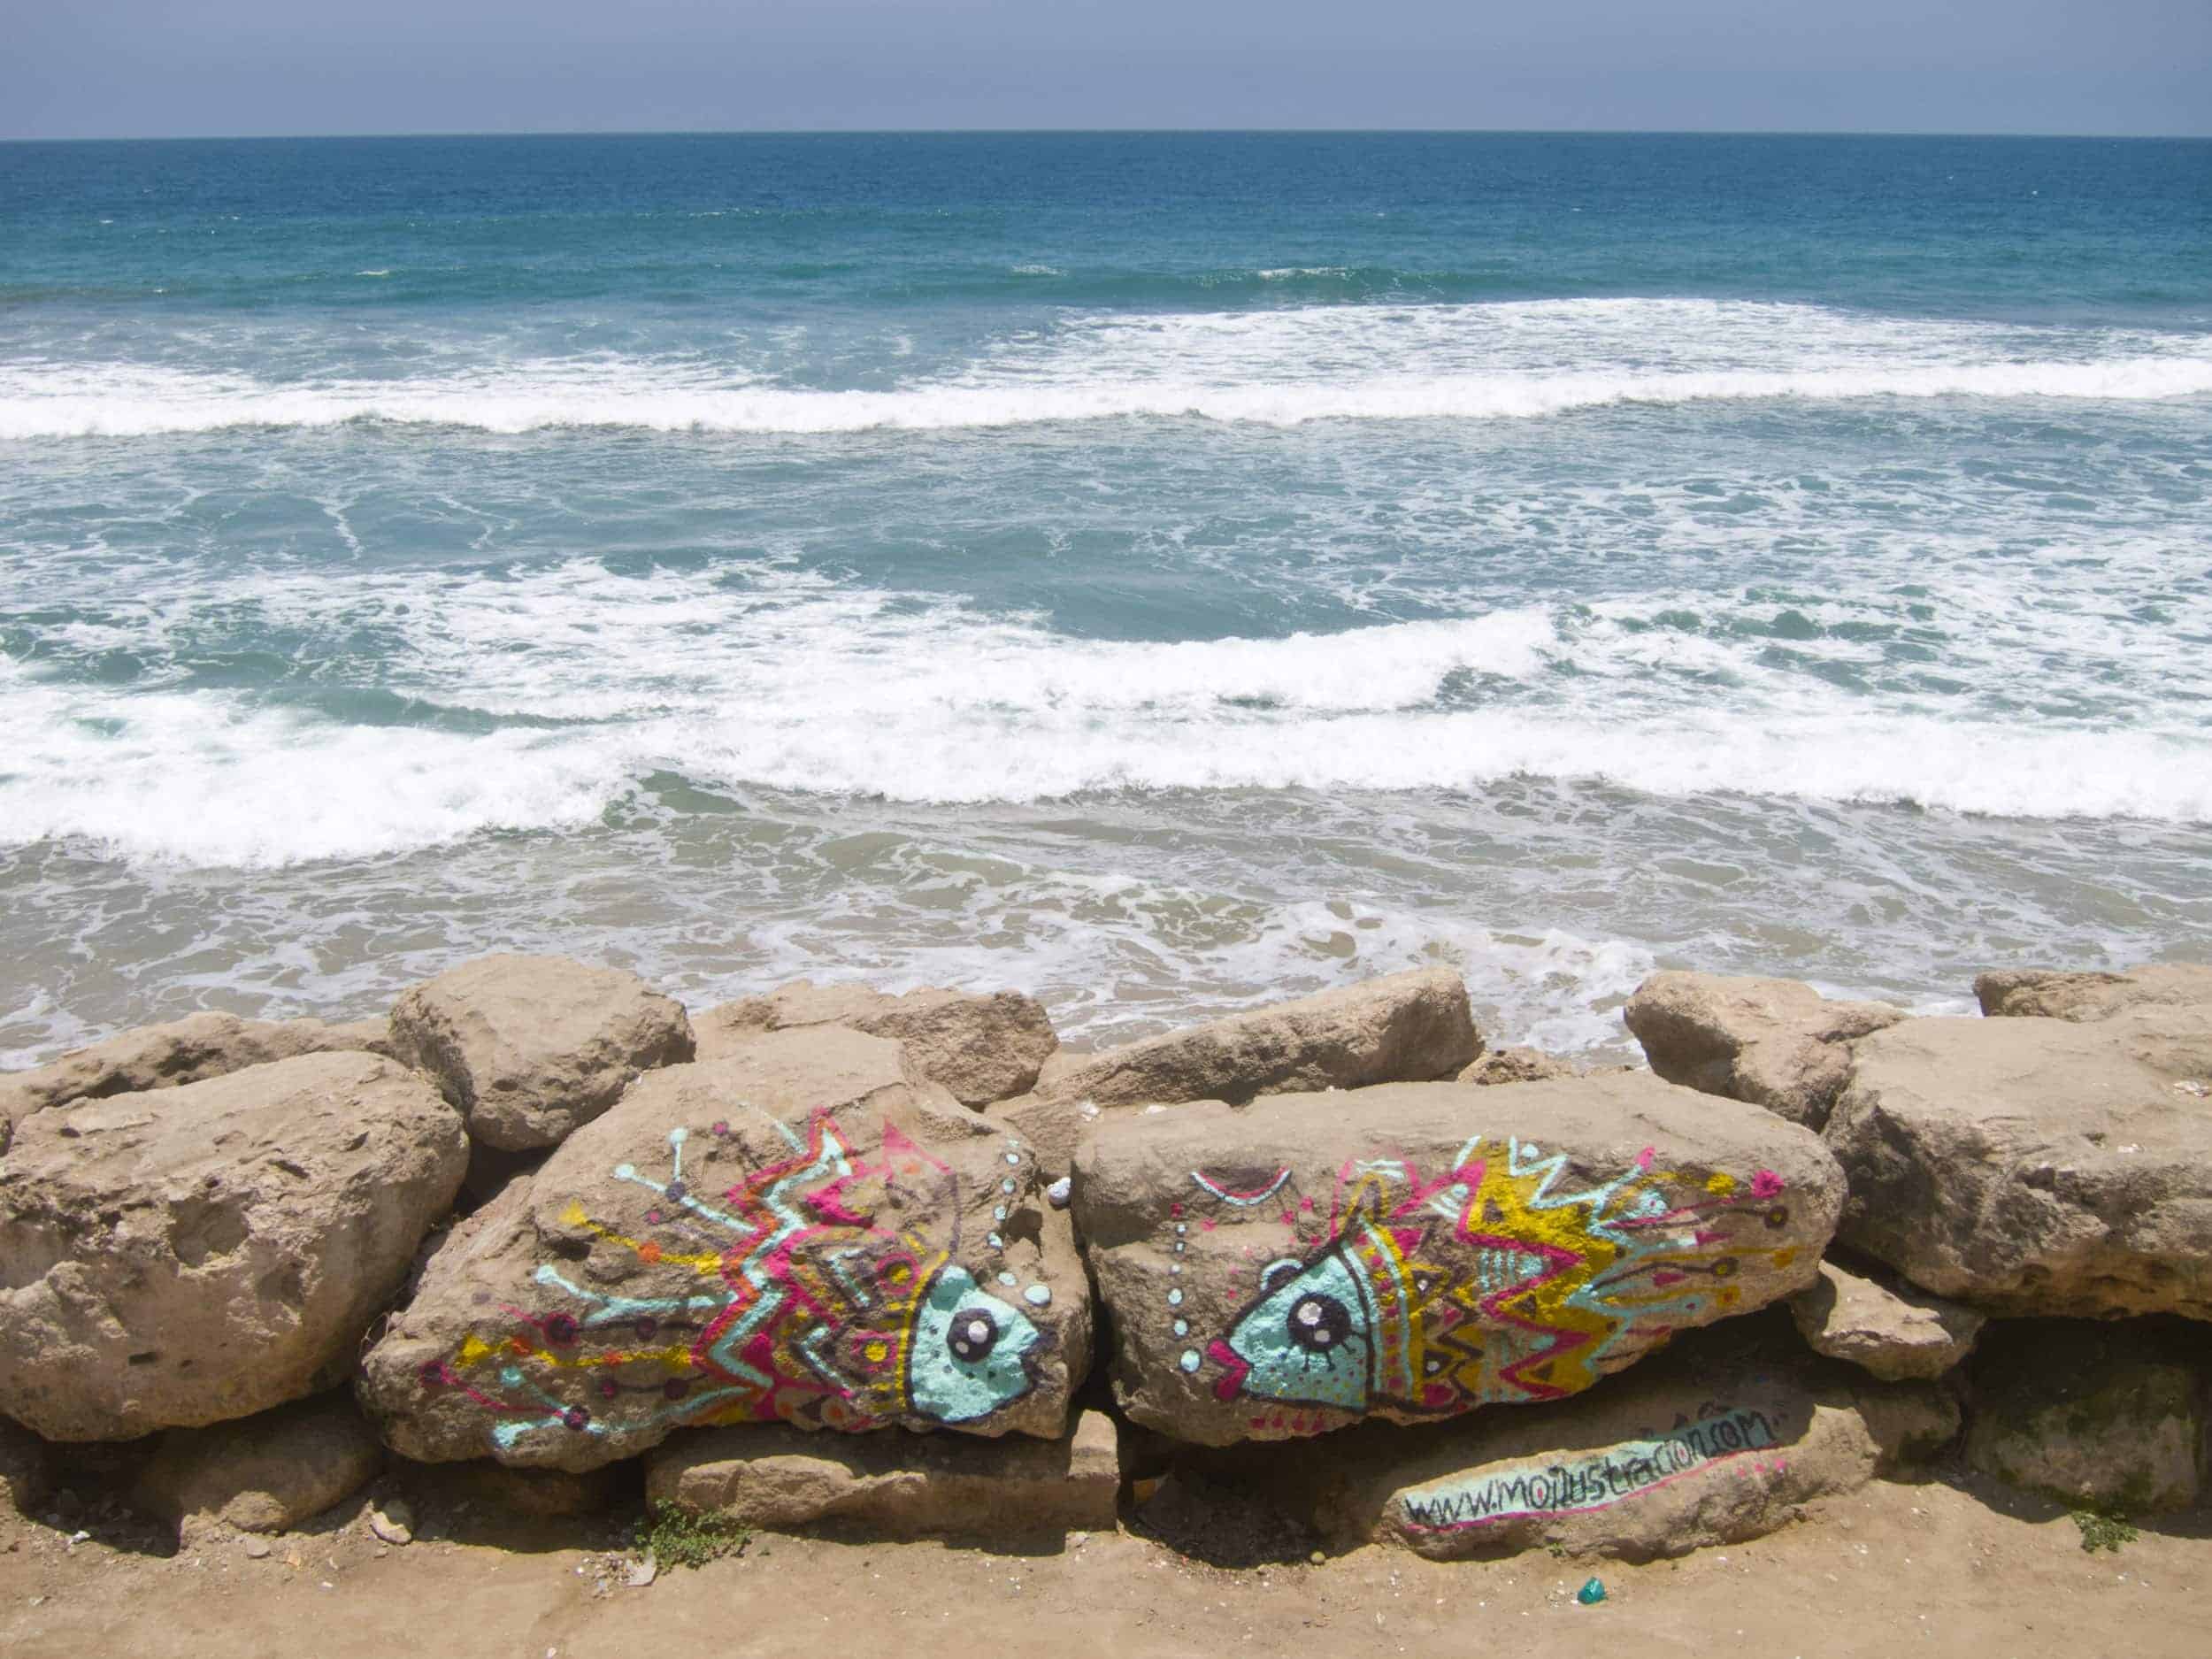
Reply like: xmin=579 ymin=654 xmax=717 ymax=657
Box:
xmin=5 ymin=0 xmax=2208 ymax=141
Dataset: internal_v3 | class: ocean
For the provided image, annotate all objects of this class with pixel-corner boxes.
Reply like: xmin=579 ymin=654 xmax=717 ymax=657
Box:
xmin=2 ymin=132 xmax=2208 ymax=1065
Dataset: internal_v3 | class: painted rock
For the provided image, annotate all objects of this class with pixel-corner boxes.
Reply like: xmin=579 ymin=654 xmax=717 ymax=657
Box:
xmin=358 ymin=1027 xmax=1090 ymax=1471
xmin=1071 ymin=1072 xmax=1844 ymax=1445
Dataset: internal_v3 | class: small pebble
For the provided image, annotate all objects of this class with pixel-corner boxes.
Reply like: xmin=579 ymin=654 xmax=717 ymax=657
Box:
xmin=369 ymin=1501 xmax=415 ymax=1547
xmin=242 ymin=1538 xmax=273 ymax=1560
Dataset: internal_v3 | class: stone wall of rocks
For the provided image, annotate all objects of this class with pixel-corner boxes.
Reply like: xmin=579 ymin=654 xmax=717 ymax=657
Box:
xmin=3 ymin=956 xmax=2206 ymax=1563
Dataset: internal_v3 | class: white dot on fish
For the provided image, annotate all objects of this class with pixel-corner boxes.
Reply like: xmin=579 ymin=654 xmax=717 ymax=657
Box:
xmin=1024 ymin=1286 xmax=1051 ymax=1307
xmin=1167 ymin=1289 xmax=1184 ymax=1307
xmin=1001 ymin=1179 xmax=1017 ymax=1194
xmin=994 ymin=1206 xmax=1008 ymax=1221
xmin=998 ymin=1271 xmax=1018 ymax=1287
xmin=1172 ymin=1319 xmax=1188 ymax=1337
xmin=987 ymin=1233 xmax=1002 ymax=1248
xmin=1004 ymin=1153 xmax=1020 ymax=1164
xmin=1179 ymin=1350 xmax=1202 ymax=1373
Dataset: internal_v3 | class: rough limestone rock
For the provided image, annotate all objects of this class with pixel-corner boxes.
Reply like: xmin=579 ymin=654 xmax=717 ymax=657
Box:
xmin=0 ymin=1417 xmax=50 ymax=1518
xmin=1624 ymin=971 xmax=1905 ymax=1129
xmin=1788 ymin=1261 xmax=1985 ymax=1381
xmin=387 ymin=955 xmax=695 ymax=1152
xmin=134 ymin=1393 xmax=385 ymax=1534
xmin=0 ymin=1011 xmax=393 ymax=1151
xmin=1825 ymin=1011 xmax=2212 ymax=1317
xmin=646 ymin=1408 xmax=1118 ymax=1536
xmin=1284 ymin=1329 xmax=1930 ymax=1561
xmin=1964 ymin=1322 xmax=2207 ymax=1514
xmin=1457 ymin=1047 xmax=1579 ymax=1086
xmin=697 ymin=980 xmax=1057 ymax=1107
xmin=1072 ymin=1071 xmax=1843 ymax=1446
xmin=0 ymin=1052 xmax=467 ymax=1441
xmin=358 ymin=1028 xmax=1091 ymax=1472
xmin=1975 ymin=962 xmax=2212 ymax=1023
xmin=998 ymin=967 xmax=1479 ymax=1173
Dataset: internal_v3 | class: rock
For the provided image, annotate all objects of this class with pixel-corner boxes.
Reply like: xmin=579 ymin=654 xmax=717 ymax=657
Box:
xmin=1824 ymin=1011 xmax=2212 ymax=1317
xmin=1964 ymin=1322 xmax=2207 ymax=1514
xmin=1788 ymin=1262 xmax=1985 ymax=1380
xmin=369 ymin=1498 xmax=415 ymax=1545
xmin=998 ymin=967 xmax=1480 ymax=1173
xmin=1851 ymin=1376 xmax=1963 ymax=1466
xmin=1974 ymin=963 xmax=2212 ymax=1023
xmin=1271 ymin=1325 xmax=1898 ymax=1562
xmin=1072 ymin=1071 xmax=1843 ymax=1446
xmin=0 ymin=1052 xmax=468 ymax=1441
xmin=387 ymin=954 xmax=695 ymax=1153
xmin=1624 ymin=972 xmax=1905 ymax=1129
xmin=357 ymin=1027 xmax=1090 ymax=1471
xmin=1456 ymin=1047 xmax=1579 ymax=1086
xmin=696 ymin=981 xmax=1058 ymax=1108
xmin=646 ymin=1409 xmax=1119 ymax=1536
xmin=0 ymin=1012 xmax=395 ymax=1151
xmin=134 ymin=1393 xmax=383 ymax=1535
xmin=241 ymin=1536 xmax=273 ymax=1559
xmin=408 ymin=1459 xmax=626 ymax=1518
xmin=0 ymin=1417 xmax=51 ymax=1517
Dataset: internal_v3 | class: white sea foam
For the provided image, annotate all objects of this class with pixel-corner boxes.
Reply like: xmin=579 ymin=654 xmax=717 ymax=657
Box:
xmin=3 ymin=564 xmax=2208 ymax=872
xmin=3 ymin=298 xmax=2207 ymax=439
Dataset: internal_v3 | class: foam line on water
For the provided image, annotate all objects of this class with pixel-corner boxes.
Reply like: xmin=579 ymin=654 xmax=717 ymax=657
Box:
xmin=4 ymin=296 xmax=2208 ymax=439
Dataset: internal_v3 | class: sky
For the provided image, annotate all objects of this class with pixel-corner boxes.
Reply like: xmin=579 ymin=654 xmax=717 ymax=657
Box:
xmin=4 ymin=0 xmax=2209 ymax=141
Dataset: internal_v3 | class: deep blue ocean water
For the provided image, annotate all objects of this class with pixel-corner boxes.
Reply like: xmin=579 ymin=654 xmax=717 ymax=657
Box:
xmin=3 ymin=133 xmax=2209 ymax=1059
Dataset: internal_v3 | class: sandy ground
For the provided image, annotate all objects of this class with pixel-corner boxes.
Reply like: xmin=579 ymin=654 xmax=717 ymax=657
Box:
xmin=3 ymin=1470 xmax=2205 ymax=1659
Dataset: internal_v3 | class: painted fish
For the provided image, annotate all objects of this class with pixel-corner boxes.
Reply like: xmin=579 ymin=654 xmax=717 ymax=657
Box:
xmin=423 ymin=1110 xmax=1046 ymax=1454
xmin=1204 ymin=1137 xmax=1793 ymax=1420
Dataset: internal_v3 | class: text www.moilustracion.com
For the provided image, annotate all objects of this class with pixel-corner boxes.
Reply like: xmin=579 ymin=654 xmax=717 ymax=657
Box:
xmin=1399 ymin=1407 xmax=1779 ymax=1531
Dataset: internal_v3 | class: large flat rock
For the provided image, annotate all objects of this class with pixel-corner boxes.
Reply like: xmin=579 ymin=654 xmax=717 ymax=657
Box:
xmin=1824 ymin=1011 xmax=2212 ymax=1317
xmin=1975 ymin=962 xmax=2212 ymax=1023
xmin=0 ymin=1052 xmax=467 ymax=1440
xmin=1624 ymin=971 xmax=1904 ymax=1129
xmin=997 ymin=966 xmax=1479 ymax=1173
xmin=1 ymin=1011 xmax=390 ymax=1151
xmin=134 ymin=1392 xmax=386 ymax=1535
xmin=697 ymin=981 xmax=1058 ymax=1108
xmin=645 ymin=1409 xmax=1119 ymax=1537
xmin=387 ymin=954 xmax=695 ymax=1152
xmin=358 ymin=1027 xmax=1091 ymax=1471
xmin=1072 ymin=1071 xmax=1843 ymax=1445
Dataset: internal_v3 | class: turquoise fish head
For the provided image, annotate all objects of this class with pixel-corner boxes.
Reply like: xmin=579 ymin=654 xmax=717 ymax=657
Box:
xmin=1207 ymin=1246 xmax=1373 ymax=1411
xmin=906 ymin=1265 xmax=1043 ymax=1424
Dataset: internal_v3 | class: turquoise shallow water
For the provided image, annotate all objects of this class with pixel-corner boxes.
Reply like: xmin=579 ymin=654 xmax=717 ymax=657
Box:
xmin=2 ymin=134 xmax=2209 ymax=1060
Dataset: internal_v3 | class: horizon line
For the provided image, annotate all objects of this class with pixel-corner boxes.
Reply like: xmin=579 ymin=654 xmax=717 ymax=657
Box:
xmin=5 ymin=125 xmax=2210 ymax=145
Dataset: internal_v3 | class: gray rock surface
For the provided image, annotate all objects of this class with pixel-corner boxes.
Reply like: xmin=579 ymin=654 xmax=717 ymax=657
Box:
xmin=387 ymin=955 xmax=695 ymax=1152
xmin=1624 ymin=971 xmax=1905 ymax=1128
xmin=0 ymin=1051 xmax=467 ymax=1441
xmin=996 ymin=967 xmax=1479 ymax=1173
xmin=1974 ymin=962 xmax=2212 ymax=1023
xmin=358 ymin=1027 xmax=1091 ymax=1471
xmin=0 ymin=1011 xmax=393 ymax=1151
xmin=1072 ymin=1071 xmax=1843 ymax=1445
xmin=134 ymin=1392 xmax=385 ymax=1534
xmin=1824 ymin=1011 xmax=2212 ymax=1317
xmin=1964 ymin=1321 xmax=2207 ymax=1514
xmin=646 ymin=1408 xmax=1119 ymax=1536
xmin=697 ymin=980 xmax=1057 ymax=1107
xmin=1788 ymin=1261 xmax=1985 ymax=1380
xmin=1456 ymin=1047 xmax=1581 ymax=1086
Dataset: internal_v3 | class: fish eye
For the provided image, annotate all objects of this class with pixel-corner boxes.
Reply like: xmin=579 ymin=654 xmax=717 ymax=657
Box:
xmin=1286 ymin=1292 xmax=1352 ymax=1354
xmin=1261 ymin=1258 xmax=1305 ymax=1294
xmin=947 ymin=1305 xmax=1001 ymax=1363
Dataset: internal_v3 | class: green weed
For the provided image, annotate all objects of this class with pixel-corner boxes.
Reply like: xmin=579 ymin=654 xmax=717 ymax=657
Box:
xmin=635 ymin=1502 xmax=751 ymax=1570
